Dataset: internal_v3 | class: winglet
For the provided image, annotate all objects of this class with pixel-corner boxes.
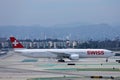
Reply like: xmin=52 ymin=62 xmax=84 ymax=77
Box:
xmin=10 ymin=36 xmax=24 ymax=48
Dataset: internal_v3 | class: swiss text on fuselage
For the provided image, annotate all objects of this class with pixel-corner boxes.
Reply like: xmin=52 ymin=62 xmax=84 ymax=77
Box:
xmin=87 ymin=51 xmax=104 ymax=55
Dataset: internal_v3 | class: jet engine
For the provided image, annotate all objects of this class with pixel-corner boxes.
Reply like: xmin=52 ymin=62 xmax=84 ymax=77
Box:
xmin=69 ymin=54 xmax=79 ymax=60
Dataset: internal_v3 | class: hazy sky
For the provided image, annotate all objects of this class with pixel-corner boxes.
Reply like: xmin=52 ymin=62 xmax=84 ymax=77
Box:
xmin=0 ymin=0 xmax=120 ymax=26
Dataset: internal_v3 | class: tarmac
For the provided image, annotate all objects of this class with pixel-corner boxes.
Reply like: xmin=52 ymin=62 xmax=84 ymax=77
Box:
xmin=0 ymin=51 xmax=120 ymax=80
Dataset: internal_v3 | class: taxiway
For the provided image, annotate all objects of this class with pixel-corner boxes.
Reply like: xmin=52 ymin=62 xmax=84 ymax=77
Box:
xmin=0 ymin=51 xmax=120 ymax=80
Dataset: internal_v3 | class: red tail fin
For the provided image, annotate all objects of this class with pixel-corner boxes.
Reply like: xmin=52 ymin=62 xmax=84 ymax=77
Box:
xmin=10 ymin=36 xmax=24 ymax=48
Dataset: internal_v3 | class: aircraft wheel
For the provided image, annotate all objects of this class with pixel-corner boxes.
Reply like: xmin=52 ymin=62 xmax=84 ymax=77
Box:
xmin=58 ymin=59 xmax=65 ymax=62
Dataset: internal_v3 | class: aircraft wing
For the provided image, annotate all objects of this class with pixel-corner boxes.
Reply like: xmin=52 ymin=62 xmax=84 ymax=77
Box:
xmin=48 ymin=51 xmax=80 ymax=60
xmin=48 ymin=51 xmax=70 ymax=58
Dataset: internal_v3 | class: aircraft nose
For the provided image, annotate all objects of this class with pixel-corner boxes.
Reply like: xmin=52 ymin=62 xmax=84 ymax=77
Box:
xmin=110 ymin=51 xmax=115 ymax=56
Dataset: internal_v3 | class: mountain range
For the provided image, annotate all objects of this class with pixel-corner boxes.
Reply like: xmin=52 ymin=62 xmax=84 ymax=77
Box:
xmin=0 ymin=23 xmax=120 ymax=40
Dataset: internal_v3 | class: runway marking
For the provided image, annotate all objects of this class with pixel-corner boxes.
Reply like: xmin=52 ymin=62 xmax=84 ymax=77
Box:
xmin=28 ymin=76 xmax=85 ymax=80
xmin=22 ymin=59 xmax=38 ymax=62
xmin=77 ymin=63 xmax=120 ymax=65
xmin=37 ymin=64 xmax=57 ymax=67
xmin=28 ymin=76 xmax=120 ymax=80
xmin=35 ymin=63 xmax=120 ymax=68
xmin=47 ymin=68 xmax=120 ymax=72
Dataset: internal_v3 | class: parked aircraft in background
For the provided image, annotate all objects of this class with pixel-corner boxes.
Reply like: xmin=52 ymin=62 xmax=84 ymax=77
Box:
xmin=10 ymin=36 xmax=114 ymax=62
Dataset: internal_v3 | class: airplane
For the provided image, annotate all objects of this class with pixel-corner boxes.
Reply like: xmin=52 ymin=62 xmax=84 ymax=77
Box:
xmin=10 ymin=36 xmax=115 ymax=62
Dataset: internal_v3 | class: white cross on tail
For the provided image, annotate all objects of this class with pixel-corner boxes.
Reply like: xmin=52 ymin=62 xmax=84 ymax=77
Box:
xmin=12 ymin=40 xmax=19 ymax=46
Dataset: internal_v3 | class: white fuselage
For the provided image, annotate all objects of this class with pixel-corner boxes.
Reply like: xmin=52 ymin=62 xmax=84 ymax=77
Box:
xmin=14 ymin=49 xmax=114 ymax=59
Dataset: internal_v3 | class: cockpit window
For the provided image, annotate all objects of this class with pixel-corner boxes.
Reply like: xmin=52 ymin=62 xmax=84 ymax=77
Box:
xmin=111 ymin=51 xmax=114 ymax=53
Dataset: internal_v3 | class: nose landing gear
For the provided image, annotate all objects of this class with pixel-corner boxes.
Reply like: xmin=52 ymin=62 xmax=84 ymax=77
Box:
xmin=106 ymin=58 xmax=108 ymax=62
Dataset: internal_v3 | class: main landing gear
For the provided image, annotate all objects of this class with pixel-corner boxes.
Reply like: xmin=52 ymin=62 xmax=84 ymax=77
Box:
xmin=106 ymin=58 xmax=108 ymax=62
xmin=58 ymin=59 xmax=65 ymax=62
